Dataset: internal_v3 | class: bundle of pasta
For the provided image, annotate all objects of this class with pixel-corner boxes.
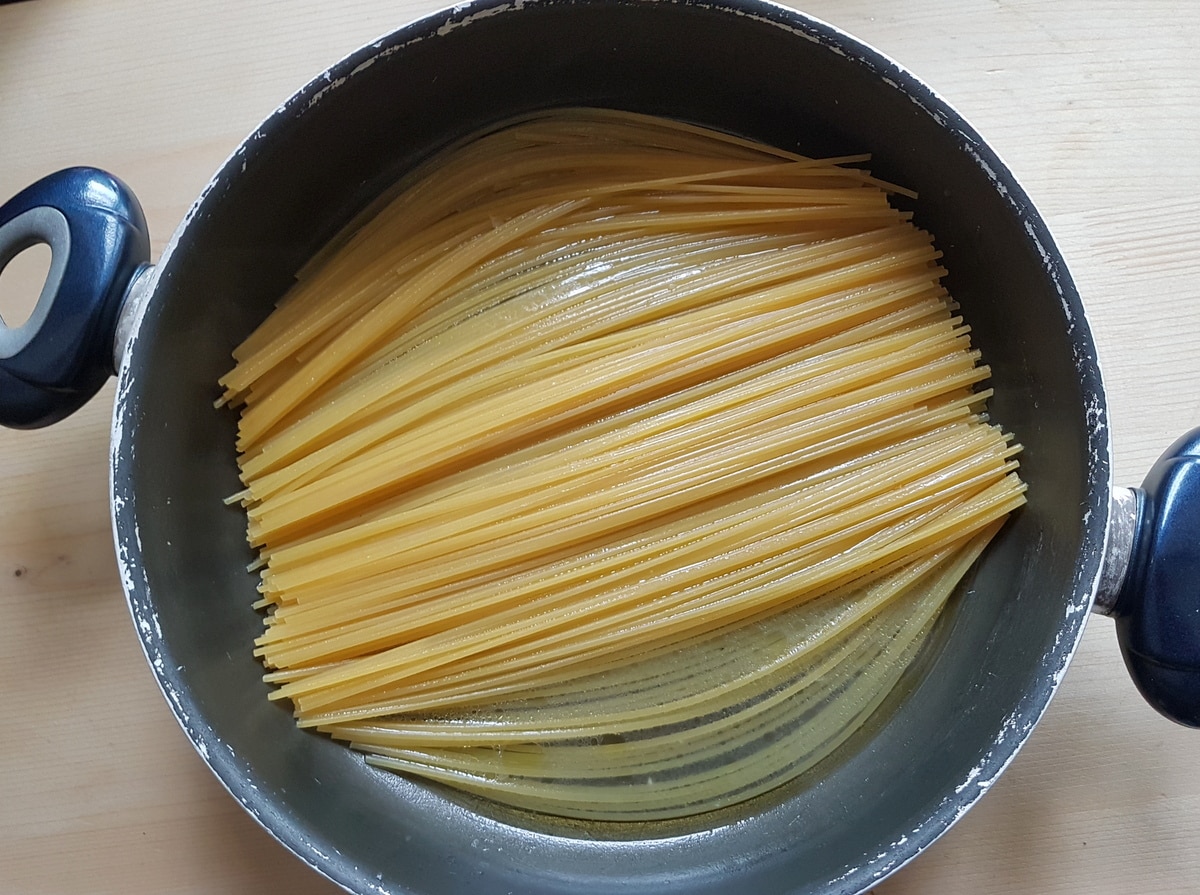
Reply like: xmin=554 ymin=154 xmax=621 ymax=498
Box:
xmin=219 ymin=108 xmax=1025 ymax=822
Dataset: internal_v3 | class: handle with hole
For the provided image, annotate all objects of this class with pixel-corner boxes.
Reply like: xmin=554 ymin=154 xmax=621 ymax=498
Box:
xmin=0 ymin=168 xmax=150 ymax=429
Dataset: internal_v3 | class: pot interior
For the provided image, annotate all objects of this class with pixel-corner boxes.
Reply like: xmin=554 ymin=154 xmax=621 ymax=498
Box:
xmin=112 ymin=2 xmax=1108 ymax=893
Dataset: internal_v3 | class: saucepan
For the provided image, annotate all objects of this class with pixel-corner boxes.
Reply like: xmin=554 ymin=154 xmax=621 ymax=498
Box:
xmin=0 ymin=1 xmax=1196 ymax=892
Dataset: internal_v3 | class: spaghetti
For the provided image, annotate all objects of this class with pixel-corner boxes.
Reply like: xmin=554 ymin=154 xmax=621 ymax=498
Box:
xmin=220 ymin=108 xmax=1025 ymax=821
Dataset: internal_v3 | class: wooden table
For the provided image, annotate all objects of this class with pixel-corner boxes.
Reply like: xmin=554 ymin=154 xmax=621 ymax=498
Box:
xmin=2 ymin=1 xmax=1198 ymax=892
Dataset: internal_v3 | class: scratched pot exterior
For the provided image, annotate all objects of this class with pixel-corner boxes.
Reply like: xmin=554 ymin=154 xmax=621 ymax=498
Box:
xmin=110 ymin=1 xmax=1108 ymax=893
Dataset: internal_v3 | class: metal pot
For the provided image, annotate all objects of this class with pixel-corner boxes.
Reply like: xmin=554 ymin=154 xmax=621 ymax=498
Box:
xmin=0 ymin=1 xmax=1196 ymax=893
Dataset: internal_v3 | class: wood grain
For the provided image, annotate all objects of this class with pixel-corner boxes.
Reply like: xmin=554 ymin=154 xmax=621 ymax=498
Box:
xmin=1 ymin=1 xmax=1198 ymax=893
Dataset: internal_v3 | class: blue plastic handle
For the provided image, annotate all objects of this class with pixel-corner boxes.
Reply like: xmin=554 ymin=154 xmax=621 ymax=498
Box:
xmin=1114 ymin=428 xmax=1200 ymax=727
xmin=0 ymin=168 xmax=149 ymax=429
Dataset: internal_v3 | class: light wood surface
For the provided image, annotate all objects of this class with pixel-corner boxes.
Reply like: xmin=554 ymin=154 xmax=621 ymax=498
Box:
xmin=2 ymin=1 xmax=1198 ymax=893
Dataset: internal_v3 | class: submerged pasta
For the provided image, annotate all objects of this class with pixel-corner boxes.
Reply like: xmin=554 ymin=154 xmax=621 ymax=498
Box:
xmin=220 ymin=108 xmax=1025 ymax=822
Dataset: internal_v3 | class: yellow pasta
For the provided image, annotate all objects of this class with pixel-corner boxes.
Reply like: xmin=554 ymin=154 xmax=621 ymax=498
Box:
xmin=221 ymin=108 xmax=1026 ymax=822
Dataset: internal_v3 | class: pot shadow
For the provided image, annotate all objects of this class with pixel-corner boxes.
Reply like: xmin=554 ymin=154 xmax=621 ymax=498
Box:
xmin=870 ymin=622 xmax=1199 ymax=894
xmin=0 ymin=384 xmax=334 ymax=893
xmin=0 ymin=385 xmax=119 ymax=598
xmin=162 ymin=754 xmax=348 ymax=895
